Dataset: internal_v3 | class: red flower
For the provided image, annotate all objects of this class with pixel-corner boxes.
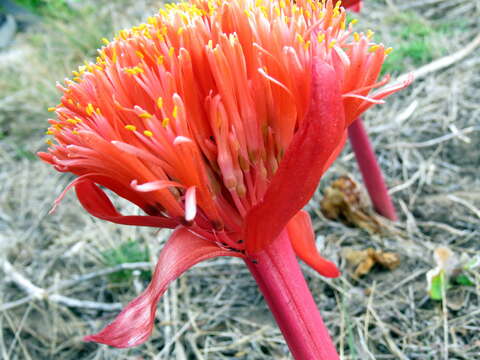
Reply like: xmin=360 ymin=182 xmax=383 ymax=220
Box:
xmin=39 ymin=0 xmax=409 ymax=349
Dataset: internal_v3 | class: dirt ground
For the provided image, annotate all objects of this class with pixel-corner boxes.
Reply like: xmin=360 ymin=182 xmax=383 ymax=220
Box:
xmin=0 ymin=0 xmax=479 ymax=359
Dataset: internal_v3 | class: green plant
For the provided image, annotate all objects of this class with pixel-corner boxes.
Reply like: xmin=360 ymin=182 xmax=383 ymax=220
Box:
xmin=381 ymin=11 xmax=445 ymax=74
xmin=11 ymin=0 xmax=76 ymax=18
xmin=101 ymin=240 xmax=151 ymax=283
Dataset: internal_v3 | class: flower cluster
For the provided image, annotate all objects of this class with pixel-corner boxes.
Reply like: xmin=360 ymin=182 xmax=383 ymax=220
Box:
xmin=39 ymin=0 xmax=409 ymax=348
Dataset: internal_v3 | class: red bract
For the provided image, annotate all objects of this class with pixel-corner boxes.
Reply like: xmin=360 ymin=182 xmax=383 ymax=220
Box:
xmin=39 ymin=0 xmax=409 ymax=351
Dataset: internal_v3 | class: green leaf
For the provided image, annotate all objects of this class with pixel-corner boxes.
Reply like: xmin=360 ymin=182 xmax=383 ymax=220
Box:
xmin=454 ymin=274 xmax=475 ymax=287
xmin=429 ymin=270 xmax=445 ymax=301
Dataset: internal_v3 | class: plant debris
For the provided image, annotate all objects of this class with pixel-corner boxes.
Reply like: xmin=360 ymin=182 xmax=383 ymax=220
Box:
xmin=320 ymin=175 xmax=386 ymax=234
xmin=342 ymin=248 xmax=401 ymax=277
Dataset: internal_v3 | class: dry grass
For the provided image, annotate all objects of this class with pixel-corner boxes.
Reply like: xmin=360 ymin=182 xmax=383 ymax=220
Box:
xmin=1 ymin=0 xmax=479 ymax=359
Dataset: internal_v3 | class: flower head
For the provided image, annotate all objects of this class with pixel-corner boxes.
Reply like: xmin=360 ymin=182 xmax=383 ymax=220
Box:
xmin=39 ymin=0 xmax=409 ymax=348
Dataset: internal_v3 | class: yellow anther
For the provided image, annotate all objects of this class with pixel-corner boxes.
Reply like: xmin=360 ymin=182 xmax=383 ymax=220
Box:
xmin=385 ymin=47 xmax=394 ymax=55
xmin=72 ymin=130 xmax=79 ymax=135
xmin=147 ymin=16 xmax=157 ymax=25
xmin=207 ymin=40 xmax=213 ymax=49
xmin=279 ymin=0 xmax=285 ymax=8
xmin=86 ymin=103 xmax=95 ymax=116
xmin=317 ymin=33 xmax=325 ymax=43
xmin=157 ymin=97 xmax=164 ymax=109
xmin=67 ymin=118 xmax=79 ymax=124
xmin=367 ymin=29 xmax=374 ymax=39
xmin=304 ymin=40 xmax=311 ymax=50
xmin=341 ymin=21 xmax=346 ymax=30
xmin=102 ymin=37 xmax=110 ymax=45
xmin=47 ymin=107 xmax=57 ymax=112
xmin=73 ymin=77 xmax=81 ymax=82
xmin=112 ymin=49 xmax=117 ymax=64
xmin=172 ymin=105 xmax=178 ymax=119
xmin=244 ymin=9 xmax=251 ymax=17
xmin=177 ymin=27 xmax=184 ymax=35
xmin=168 ymin=47 xmax=175 ymax=58
xmin=350 ymin=19 xmax=358 ymax=25
xmin=139 ymin=112 xmax=153 ymax=119
xmin=124 ymin=66 xmax=144 ymax=75
xmin=45 ymin=139 xmax=54 ymax=146
xmin=328 ymin=40 xmax=337 ymax=49
xmin=68 ymin=99 xmax=74 ymax=105
xmin=353 ymin=32 xmax=360 ymax=42
xmin=124 ymin=125 xmax=137 ymax=131
xmin=135 ymin=51 xmax=144 ymax=59
xmin=296 ymin=34 xmax=305 ymax=43
xmin=369 ymin=44 xmax=380 ymax=53
xmin=72 ymin=70 xmax=80 ymax=77
xmin=143 ymin=130 xmax=153 ymax=137
xmin=162 ymin=117 xmax=170 ymax=127
xmin=45 ymin=130 xmax=54 ymax=135
xmin=157 ymin=55 xmax=164 ymax=65
xmin=119 ymin=29 xmax=129 ymax=40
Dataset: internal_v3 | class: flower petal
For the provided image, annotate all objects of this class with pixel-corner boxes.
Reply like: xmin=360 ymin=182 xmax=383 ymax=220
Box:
xmin=75 ymin=180 xmax=177 ymax=228
xmin=84 ymin=227 xmax=242 ymax=348
xmin=287 ymin=211 xmax=340 ymax=278
xmin=245 ymin=60 xmax=345 ymax=254
xmin=321 ymin=129 xmax=347 ymax=175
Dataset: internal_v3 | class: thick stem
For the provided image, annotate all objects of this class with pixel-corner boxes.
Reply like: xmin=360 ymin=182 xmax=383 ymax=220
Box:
xmin=348 ymin=117 xmax=398 ymax=221
xmin=245 ymin=230 xmax=339 ymax=360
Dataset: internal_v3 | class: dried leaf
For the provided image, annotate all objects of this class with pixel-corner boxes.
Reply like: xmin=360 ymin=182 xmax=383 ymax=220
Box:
xmin=320 ymin=176 xmax=383 ymax=233
xmin=343 ymin=247 xmax=401 ymax=277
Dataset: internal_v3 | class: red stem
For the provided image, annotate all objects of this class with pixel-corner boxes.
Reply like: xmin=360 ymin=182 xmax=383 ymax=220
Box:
xmin=348 ymin=117 xmax=398 ymax=221
xmin=245 ymin=230 xmax=339 ymax=360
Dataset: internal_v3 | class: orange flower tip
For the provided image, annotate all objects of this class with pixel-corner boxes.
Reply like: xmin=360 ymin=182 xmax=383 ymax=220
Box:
xmin=173 ymin=136 xmax=192 ymax=145
xmin=47 ymin=107 xmax=57 ymax=112
xmin=124 ymin=125 xmax=137 ymax=131
xmin=156 ymin=97 xmax=163 ymax=109
xmin=385 ymin=47 xmax=394 ymax=55
xmin=139 ymin=112 xmax=153 ymax=119
xmin=143 ymin=130 xmax=153 ymax=137
xmin=369 ymin=44 xmax=381 ymax=53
